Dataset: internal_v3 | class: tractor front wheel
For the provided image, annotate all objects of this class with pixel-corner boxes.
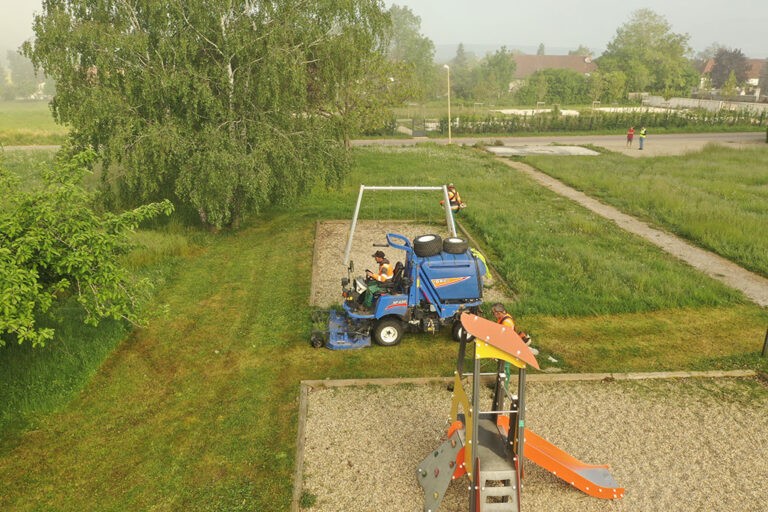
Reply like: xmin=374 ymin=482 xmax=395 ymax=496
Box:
xmin=310 ymin=331 xmax=326 ymax=348
xmin=373 ymin=318 xmax=404 ymax=347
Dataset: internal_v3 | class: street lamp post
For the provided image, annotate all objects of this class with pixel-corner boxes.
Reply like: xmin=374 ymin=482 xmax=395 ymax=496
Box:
xmin=443 ymin=64 xmax=451 ymax=144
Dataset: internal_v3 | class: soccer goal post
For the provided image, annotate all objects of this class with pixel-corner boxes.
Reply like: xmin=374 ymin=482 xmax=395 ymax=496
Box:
xmin=343 ymin=184 xmax=457 ymax=266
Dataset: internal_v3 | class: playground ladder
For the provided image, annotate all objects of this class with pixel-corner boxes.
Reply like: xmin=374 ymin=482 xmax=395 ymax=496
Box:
xmin=478 ymin=468 xmax=520 ymax=512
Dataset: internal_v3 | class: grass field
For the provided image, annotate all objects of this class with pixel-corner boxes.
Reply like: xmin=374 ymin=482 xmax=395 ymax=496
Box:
xmin=0 ymin=100 xmax=68 ymax=145
xmin=0 ymin=147 xmax=59 ymax=190
xmin=524 ymin=144 xmax=768 ymax=278
xmin=1 ymin=144 xmax=767 ymax=510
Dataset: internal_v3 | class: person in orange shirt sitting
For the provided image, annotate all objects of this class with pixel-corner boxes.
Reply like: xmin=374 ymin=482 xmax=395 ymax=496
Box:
xmin=440 ymin=183 xmax=466 ymax=213
xmin=359 ymin=250 xmax=393 ymax=310
xmin=366 ymin=250 xmax=393 ymax=283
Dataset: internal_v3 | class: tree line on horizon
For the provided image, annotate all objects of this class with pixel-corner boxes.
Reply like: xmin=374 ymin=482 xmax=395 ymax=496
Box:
xmin=389 ymin=7 xmax=762 ymax=106
xmin=5 ymin=3 xmax=764 ymax=226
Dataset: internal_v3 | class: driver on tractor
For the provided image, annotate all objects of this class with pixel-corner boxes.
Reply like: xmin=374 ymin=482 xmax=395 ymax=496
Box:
xmin=359 ymin=250 xmax=393 ymax=310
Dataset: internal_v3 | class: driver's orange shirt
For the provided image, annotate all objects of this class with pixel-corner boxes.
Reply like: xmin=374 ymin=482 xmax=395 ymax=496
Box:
xmin=371 ymin=261 xmax=394 ymax=282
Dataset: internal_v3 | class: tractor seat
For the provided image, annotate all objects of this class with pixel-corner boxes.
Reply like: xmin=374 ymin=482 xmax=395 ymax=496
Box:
xmin=379 ymin=261 xmax=404 ymax=293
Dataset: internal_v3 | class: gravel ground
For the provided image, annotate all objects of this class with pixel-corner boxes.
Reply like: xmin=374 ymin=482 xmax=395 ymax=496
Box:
xmin=300 ymin=377 xmax=768 ymax=512
xmin=310 ymin=220 xmax=509 ymax=308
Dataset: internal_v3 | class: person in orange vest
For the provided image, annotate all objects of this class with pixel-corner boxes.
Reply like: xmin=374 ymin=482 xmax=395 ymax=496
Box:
xmin=440 ymin=183 xmax=466 ymax=213
xmin=491 ymin=303 xmax=533 ymax=347
xmin=491 ymin=303 xmax=538 ymax=384
xmin=359 ymin=250 xmax=394 ymax=310
xmin=366 ymin=250 xmax=394 ymax=283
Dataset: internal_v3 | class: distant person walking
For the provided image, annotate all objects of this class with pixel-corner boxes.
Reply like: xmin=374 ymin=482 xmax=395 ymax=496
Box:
xmin=638 ymin=127 xmax=647 ymax=150
xmin=626 ymin=126 xmax=635 ymax=147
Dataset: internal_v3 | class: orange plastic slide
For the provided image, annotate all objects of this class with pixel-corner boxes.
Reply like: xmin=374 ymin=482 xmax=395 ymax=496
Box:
xmin=523 ymin=428 xmax=625 ymax=500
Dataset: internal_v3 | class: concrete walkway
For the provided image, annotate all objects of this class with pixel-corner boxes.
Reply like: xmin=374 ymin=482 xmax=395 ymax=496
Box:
xmin=498 ymin=158 xmax=768 ymax=307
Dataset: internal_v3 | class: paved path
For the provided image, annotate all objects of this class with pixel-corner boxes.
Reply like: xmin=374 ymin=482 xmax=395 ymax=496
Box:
xmin=499 ymin=159 xmax=768 ymax=307
xmin=353 ymin=131 xmax=766 ymax=157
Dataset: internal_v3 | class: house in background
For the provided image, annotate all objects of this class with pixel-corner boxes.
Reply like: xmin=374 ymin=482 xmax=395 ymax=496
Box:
xmin=698 ymin=57 xmax=766 ymax=99
xmin=745 ymin=59 xmax=765 ymax=97
xmin=509 ymin=55 xmax=597 ymax=91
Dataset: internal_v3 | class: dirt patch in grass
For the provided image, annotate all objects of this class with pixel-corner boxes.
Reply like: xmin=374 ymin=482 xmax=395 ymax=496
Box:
xmin=310 ymin=220 xmax=509 ymax=308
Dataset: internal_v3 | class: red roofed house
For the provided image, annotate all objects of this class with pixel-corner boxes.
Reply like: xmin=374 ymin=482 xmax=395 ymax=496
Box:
xmin=509 ymin=55 xmax=597 ymax=92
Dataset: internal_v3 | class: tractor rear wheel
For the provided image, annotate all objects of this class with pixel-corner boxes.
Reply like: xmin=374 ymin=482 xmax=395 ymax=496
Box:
xmin=373 ymin=318 xmax=404 ymax=346
xmin=451 ymin=320 xmax=475 ymax=343
xmin=413 ymin=234 xmax=443 ymax=257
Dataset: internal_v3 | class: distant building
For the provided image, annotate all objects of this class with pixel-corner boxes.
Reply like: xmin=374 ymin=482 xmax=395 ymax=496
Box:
xmin=698 ymin=57 xmax=766 ymax=97
xmin=511 ymin=55 xmax=597 ymax=79
xmin=745 ymin=59 xmax=765 ymax=90
xmin=509 ymin=55 xmax=597 ymax=92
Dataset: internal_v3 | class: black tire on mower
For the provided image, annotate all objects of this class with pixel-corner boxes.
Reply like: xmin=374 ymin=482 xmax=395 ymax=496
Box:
xmin=413 ymin=234 xmax=443 ymax=257
xmin=451 ymin=320 xmax=475 ymax=343
xmin=443 ymin=237 xmax=469 ymax=254
xmin=373 ymin=318 xmax=404 ymax=347
xmin=310 ymin=331 xmax=325 ymax=348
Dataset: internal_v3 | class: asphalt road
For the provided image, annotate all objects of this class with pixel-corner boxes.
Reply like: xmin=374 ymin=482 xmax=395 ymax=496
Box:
xmin=5 ymin=132 xmax=765 ymax=157
xmin=352 ymin=131 xmax=766 ymax=157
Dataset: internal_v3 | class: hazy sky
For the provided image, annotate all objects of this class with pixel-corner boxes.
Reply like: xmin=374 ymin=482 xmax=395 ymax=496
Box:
xmin=2 ymin=1 xmax=766 ymax=61
xmin=386 ymin=0 xmax=767 ymax=58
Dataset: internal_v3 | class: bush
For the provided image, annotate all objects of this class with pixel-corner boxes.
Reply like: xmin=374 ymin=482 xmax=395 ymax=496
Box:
xmin=0 ymin=149 xmax=173 ymax=346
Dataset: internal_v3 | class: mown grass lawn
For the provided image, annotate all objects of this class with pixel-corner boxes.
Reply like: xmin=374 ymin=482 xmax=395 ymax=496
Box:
xmin=1 ymin=144 xmax=767 ymax=511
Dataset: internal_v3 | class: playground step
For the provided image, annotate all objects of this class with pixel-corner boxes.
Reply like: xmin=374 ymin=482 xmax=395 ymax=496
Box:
xmin=479 ymin=469 xmax=519 ymax=511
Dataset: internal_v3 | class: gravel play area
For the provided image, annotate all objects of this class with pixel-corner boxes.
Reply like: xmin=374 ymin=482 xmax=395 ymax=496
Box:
xmin=298 ymin=375 xmax=768 ymax=512
xmin=310 ymin=220 xmax=509 ymax=308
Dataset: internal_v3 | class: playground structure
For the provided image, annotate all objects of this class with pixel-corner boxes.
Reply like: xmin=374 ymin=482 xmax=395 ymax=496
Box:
xmin=417 ymin=313 xmax=624 ymax=511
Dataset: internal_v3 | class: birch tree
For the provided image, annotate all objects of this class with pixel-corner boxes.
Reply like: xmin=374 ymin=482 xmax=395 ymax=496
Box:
xmin=24 ymin=0 xmax=390 ymax=228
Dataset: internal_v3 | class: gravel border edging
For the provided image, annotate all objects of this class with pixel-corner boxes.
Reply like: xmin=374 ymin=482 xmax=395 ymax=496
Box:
xmin=290 ymin=369 xmax=755 ymax=511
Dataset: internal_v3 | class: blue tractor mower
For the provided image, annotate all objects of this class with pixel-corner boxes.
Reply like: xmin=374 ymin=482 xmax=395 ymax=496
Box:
xmin=311 ymin=233 xmax=487 ymax=349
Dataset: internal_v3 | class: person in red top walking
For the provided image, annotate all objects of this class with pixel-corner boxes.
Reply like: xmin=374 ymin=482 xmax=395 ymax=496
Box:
xmin=626 ymin=126 xmax=635 ymax=148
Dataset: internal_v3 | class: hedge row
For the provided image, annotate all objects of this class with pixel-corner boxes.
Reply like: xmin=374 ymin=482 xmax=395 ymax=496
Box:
xmin=367 ymin=109 xmax=768 ymax=136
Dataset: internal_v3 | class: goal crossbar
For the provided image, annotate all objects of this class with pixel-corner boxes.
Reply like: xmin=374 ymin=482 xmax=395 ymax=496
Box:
xmin=343 ymin=184 xmax=457 ymax=265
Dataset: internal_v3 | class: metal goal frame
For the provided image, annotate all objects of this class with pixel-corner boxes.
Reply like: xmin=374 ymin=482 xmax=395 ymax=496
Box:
xmin=342 ymin=184 xmax=457 ymax=265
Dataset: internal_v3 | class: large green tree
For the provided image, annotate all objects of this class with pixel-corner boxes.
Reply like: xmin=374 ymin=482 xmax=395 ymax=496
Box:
xmin=514 ymin=68 xmax=589 ymax=105
xmin=5 ymin=51 xmax=42 ymax=99
xmin=472 ymin=46 xmax=516 ymax=101
xmin=24 ymin=0 xmax=390 ymax=228
xmin=448 ymin=43 xmax=478 ymax=100
xmin=710 ymin=48 xmax=750 ymax=89
xmin=387 ymin=4 xmax=435 ymax=101
xmin=588 ymin=70 xmax=627 ymax=103
xmin=0 ymin=150 xmax=173 ymax=347
xmin=598 ymin=9 xmax=697 ymax=95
